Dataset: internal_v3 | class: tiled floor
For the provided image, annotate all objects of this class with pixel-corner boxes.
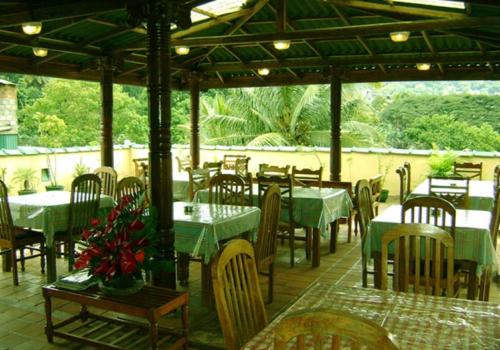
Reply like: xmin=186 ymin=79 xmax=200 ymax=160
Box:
xmin=0 ymin=198 xmax=498 ymax=349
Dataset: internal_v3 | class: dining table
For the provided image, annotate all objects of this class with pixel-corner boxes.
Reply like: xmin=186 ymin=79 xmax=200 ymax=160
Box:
xmin=8 ymin=191 xmax=115 ymax=283
xmin=365 ymin=204 xmax=497 ymax=299
xmin=196 ymin=185 xmax=353 ymax=267
xmin=242 ymin=282 xmax=500 ymax=350
xmin=409 ymin=179 xmax=495 ymax=211
xmin=173 ymin=201 xmax=261 ymax=306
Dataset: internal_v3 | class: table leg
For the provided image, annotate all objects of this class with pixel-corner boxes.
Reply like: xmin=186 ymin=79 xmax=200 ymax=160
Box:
xmin=312 ymin=228 xmax=320 ymax=267
xmin=2 ymin=249 xmax=12 ymax=272
xmin=181 ymin=303 xmax=189 ymax=350
xmin=150 ymin=320 xmax=158 ymax=350
xmin=201 ymin=262 xmax=213 ymax=308
xmin=177 ymin=253 xmax=189 ymax=287
xmin=329 ymin=220 xmax=339 ymax=253
xmin=374 ymin=254 xmax=382 ymax=289
xmin=465 ymin=261 xmax=478 ymax=300
xmin=43 ymin=291 xmax=53 ymax=343
xmin=46 ymin=245 xmax=57 ymax=283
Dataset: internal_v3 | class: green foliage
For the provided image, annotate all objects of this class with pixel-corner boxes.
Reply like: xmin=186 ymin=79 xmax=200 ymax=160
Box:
xmin=12 ymin=167 xmax=38 ymax=190
xmin=428 ymin=148 xmax=457 ymax=176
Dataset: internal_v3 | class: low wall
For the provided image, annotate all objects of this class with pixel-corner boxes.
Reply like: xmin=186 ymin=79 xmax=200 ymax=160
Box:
xmin=1 ymin=145 xmax=498 ymax=196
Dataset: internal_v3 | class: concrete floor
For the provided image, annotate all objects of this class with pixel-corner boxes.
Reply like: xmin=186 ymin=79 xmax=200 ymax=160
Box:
xmin=0 ymin=197 xmax=498 ymax=349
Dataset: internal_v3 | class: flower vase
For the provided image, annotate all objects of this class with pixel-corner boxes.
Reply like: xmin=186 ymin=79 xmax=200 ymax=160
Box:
xmin=99 ymin=275 xmax=144 ymax=297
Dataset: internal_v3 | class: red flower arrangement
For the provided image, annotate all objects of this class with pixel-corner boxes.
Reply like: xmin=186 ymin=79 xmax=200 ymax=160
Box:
xmin=75 ymin=195 xmax=157 ymax=290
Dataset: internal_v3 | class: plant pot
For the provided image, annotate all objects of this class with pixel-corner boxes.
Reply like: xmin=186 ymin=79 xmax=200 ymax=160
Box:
xmin=99 ymin=276 xmax=144 ymax=297
xmin=18 ymin=189 xmax=37 ymax=195
xmin=379 ymin=189 xmax=389 ymax=203
xmin=46 ymin=185 xmax=64 ymax=191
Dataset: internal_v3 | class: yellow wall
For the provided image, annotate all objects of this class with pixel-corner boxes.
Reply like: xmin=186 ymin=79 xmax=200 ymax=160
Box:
xmin=1 ymin=146 xmax=498 ymax=196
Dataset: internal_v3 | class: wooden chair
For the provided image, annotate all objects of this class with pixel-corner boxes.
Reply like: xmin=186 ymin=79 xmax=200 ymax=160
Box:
xmin=274 ymin=309 xmax=399 ymax=350
xmin=176 ymin=155 xmax=191 ymax=172
xmin=208 ymin=174 xmax=245 ymax=206
xmin=381 ymin=223 xmax=459 ymax=297
xmin=490 ymin=186 xmax=500 ymax=249
xmin=211 ymin=239 xmax=267 ymax=350
xmin=187 ymin=168 xmax=210 ymax=201
xmin=254 ymin=184 xmax=281 ymax=303
xmin=0 ymin=180 xmax=45 ymax=285
xmin=355 ymin=179 xmax=375 ymax=287
xmin=63 ymin=174 xmax=101 ymax=271
xmin=369 ymin=174 xmax=383 ymax=216
xmin=235 ymin=157 xmax=253 ymax=206
xmin=94 ymin=166 xmax=117 ymax=198
xmin=429 ymin=176 xmax=470 ymax=209
xmin=203 ymin=161 xmax=222 ymax=177
xmin=494 ymin=165 xmax=500 ymax=195
xmin=132 ymin=158 xmax=148 ymax=188
xmin=291 ymin=166 xmax=323 ymax=187
xmin=403 ymin=161 xmax=412 ymax=194
xmin=321 ymin=180 xmax=356 ymax=243
xmin=222 ymin=154 xmax=247 ymax=171
xmin=402 ymin=196 xmax=456 ymax=237
xmin=259 ymin=164 xmax=290 ymax=176
xmin=257 ymin=174 xmax=298 ymax=267
xmin=453 ymin=161 xmax=482 ymax=180
xmin=116 ymin=176 xmax=145 ymax=203
xmin=396 ymin=166 xmax=408 ymax=204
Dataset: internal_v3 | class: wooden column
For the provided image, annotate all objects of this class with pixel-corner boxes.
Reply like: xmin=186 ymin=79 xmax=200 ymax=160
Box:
xmin=330 ymin=69 xmax=342 ymax=181
xmin=147 ymin=0 xmax=176 ymax=288
xmin=190 ymin=72 xmax=200 ymax=169
xmin=100 ymin=58 xmax=114 ymax=167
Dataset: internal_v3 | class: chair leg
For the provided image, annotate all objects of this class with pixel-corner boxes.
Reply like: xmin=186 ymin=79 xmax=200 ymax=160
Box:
xmin=305 ymin=228 xmax=312 ymax=260
xmin=41 ymin=242 xmax=45 ymax=274
xmin=68 ymin=241 xmax=75 ymax=271
xmin=268 ymin=263 xmax=274 ymax=304
xmin=289 ymin=228 xmax=295 ymax=267
xmin=354 ymin=214 xmax=359 ymax=236
xmin=362 ymin=256 xmax=367 ymax=288
xmin=11 ymin=248 xmax=18 ymax=286
xmin=20 ymin=248 xmax=25 ymax=272
xmin=347 ymin=214 xmax=352 ymax=243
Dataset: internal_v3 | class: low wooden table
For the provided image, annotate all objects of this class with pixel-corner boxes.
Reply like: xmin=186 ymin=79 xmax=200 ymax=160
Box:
xmin=43 ymin=284 xmax=189 ymax=350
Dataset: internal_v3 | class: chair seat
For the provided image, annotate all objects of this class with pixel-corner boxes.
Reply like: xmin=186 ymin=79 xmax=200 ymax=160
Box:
xmin=14 ymin=227 xmax=44 ymax=241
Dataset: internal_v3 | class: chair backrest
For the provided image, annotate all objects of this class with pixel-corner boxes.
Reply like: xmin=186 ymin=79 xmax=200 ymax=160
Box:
xmin=494 ymin=165 xmax=500 ymax=195
xmin=428 ymin=176 xmax=470 ymax=209
xmin=381 ymin=223 xmax=455 ymax=297
xmin=176 ymin=155 xmax=191 ymax=172
xmin=203 ymin=161 xmax=223 ymax=177
xmin=208 ymin=174 xmax=245 ymax=206
xmin=257 ymin=174 xmax=294 ymax=227
xmin=68 ymin=174 xmax=101 ymax=237
xmin=223 ymin=154 xmax=247 ymax=171
xmin=212 ymin=239 xmax=267 ymax=350
xmin=490 ymin=186 xmax=500 ymax=249
xmin=369 ymin=174 xmax=383 ymax=204
xmin=255 ymin=184 xmax=282 ymax=272
xmin=116 ymin=176 xmax=145 ymax=203
xmin=292 ymin=166 xmax=323 ymax=188
xmin=396 ymin=166 xmax=408 ymax=204
xmin=259 ymin=164 xmax=290 ymax=177
xmin=188 ymin=168 xmax=210 ymax=201
xmin=402 ymin=196 xmax=456 ymax=237
xmin=453 ymin=161 xmax=482 ymax=180
xmin=274 ymin=308 xmax=399 ymax=350
xmin=0 ymin=180 xmax=15 ymax=246
xmin=234 ymin=157 xmax=251 ymax=177
xmin=355 ymin=179 xmax=374 ymax=240
xmin=94 ymin=166 xmax=117 ymax=198
xmin=403 ymin=161 xmax=412 ymax=194
xmin=132 ymin=158 xmax=148 ymax=177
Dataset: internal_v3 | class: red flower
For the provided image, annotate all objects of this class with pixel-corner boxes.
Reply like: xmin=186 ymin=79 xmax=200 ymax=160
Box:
xmin=74 ymin=256 xmax=89 ymax=269
xmin=119 ymin=251 xmax=136 ymax=274
xmin=93 ymin=259 xmax=110 ymax=275
xmin=134 ymin=250 xmax=145 ymax=264
xmin=82 ymin=228 xmax=91 ymax=240
xmin=129 ymin=219 xmax=144 ymax=232
xmin=90 ymin=218 xmax=101 ymax=227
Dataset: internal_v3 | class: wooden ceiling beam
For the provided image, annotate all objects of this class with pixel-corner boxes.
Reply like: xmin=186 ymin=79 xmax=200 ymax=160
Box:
xmin=173 ymin=17 xmax=500 ymax=47
xmin=477 ymin=42 xmax=495 ymax=73
xmin=325 ymin=0 xmax=467 ymax=19
xmin=421 ymin=31 xmax=444 ymax=73
xmin=0 ymin=0 xmax=124 ymax=28
xmin=199 ymin=51 xmax=500 ymax=72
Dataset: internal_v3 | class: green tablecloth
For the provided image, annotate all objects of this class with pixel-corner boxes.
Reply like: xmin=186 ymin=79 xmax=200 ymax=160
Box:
xmin=9 ymin=191 xmax=114 ymax=247
xmin=410 ymin=179 xmax=495 ymax=211
xmin=364 ymin=204 xmax=497 ymax=275
xmin=173 ymin=173 xmax=190 ymax=201
xmin=196 ymin=185 xmax=352 ymax=237
xmin=174 ymin=201 xmax=261 ymax=263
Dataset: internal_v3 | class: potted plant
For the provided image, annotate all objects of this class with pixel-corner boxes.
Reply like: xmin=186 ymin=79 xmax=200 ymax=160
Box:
xmin=75 ymin=195 xmax=157 ymax=296
xmin=12 ymin=167 xmax=38 ymax=195
xmin=428 ymin=148 xmax=457 ymax=177
xmin=45 ymin=153 xmax=65 ymax=191
xmin=377 ymin=155 xmax=392 ymax=202
xmin=73 ymin=161 xmax=90 ymax=178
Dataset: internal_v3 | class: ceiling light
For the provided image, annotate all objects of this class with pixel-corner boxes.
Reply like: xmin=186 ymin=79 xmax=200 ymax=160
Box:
xmin=273 ymin=40 xmax=291 ymax=50
xmin=33 ymin=47 xmax=48 ymax=57
xmin=257 ymin=68 xmax=270 ymax=76
xmin=416 ymin=63 xmax=431 ymax=71
xmin=175 ymin=46 xmax=190 ymax=55
xmin=22 ymin=22 xmax=42 ymax=35
xmin=390 ymin=31 xmax=410 ymax=42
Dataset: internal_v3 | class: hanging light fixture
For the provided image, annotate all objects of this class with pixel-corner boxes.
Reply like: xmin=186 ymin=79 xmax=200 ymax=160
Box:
xmin=22 ymin=22 xmax=42 ymax=35
xmin=389 ymin=31 xmax=410 ymax=42
xmin=175 ymin=46 xmax=190 ymax=55
xmin=416 ymin=63 xmax=431 ymax=71
xmin=257 ymin=68 xmax=270 ymax=76
xmin=32 ymin=47 xmax=48 ymax=57
xmin=273 ymin=40 xmax=291 ymax=50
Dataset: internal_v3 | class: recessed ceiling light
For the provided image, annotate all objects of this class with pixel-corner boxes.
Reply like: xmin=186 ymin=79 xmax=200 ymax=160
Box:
xmin=416 ymin=63 xmax=431 ymax=71
xmin=33 ymin=47 xmax=48 ymax=57
xmin=175 ymin=46 xmax=190 ymax=55
xmin=257 ymin=68 xmax=270 ymax=76
xmin=273 ymin=40 xmax=291 ymax=50
xmin=22 ymin=22 xmax=42 ymax=35
xmin=390 ymin=31 xmax=410 ymax=42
